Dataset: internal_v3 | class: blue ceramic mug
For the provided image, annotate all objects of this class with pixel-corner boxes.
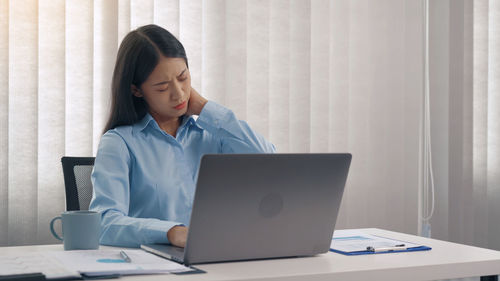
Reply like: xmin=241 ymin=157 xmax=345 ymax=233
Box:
xmin=50 ymin=211 xmax=100 ymax=250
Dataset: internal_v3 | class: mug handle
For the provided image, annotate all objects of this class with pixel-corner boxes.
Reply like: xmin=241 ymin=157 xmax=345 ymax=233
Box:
xmin=50 ymin=216 xmax=63 ymax=241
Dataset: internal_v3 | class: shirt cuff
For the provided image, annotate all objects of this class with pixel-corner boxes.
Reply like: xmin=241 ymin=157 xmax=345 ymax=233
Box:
xmin=196 ymin=101 xmax=231 ymax=133
xmin=146 ymin=220 xmax=185 ymax=245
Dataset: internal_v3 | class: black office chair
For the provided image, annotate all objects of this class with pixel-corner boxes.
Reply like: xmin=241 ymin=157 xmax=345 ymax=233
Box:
xmin=61 ymin=156 xmax=95 ymax=211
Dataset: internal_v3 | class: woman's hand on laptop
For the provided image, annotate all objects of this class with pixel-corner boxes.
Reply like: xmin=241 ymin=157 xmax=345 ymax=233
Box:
xmin=167 ymin=225 xmax=188 ymax=248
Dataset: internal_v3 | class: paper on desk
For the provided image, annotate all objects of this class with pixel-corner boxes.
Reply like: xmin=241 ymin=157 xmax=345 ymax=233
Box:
xmin=0 ymin=253 xmax=81 ymax=280
xmin=331 ymin=230 xmax=422 ymax=253
xmin=46 ymin=249 xmax=192 ymax=277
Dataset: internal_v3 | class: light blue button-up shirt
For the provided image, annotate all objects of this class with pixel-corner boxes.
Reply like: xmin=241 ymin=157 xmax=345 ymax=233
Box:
xmin=89 ymin=101 xmax=276 ymax=247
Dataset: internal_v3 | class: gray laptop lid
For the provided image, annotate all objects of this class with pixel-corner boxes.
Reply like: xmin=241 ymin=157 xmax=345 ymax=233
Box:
xmin=183 ymin=153 xmax=351 ymax=265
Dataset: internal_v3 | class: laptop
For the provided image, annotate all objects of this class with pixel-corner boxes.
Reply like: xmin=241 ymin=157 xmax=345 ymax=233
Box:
xmin=141 ymin=153 xmax=351 ymax=265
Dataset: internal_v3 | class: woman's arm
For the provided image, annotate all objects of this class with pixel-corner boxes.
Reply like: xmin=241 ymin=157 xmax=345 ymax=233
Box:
xmin=188 ymin=88 xmax=276 ymax=154
xmin=89 ymin=131 xmax=184 ymax=248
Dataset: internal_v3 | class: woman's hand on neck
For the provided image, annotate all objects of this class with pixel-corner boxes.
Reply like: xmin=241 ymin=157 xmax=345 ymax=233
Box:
xmin=186 ymin=88 xmax=208 ymax=116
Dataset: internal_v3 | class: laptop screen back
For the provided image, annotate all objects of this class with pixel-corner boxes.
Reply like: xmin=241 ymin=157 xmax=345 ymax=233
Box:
xmin=183 ymin=153 xmax=351 ymax=265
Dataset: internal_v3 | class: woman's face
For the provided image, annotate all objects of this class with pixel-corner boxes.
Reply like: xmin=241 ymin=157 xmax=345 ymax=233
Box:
xmin=133 ymin=56 xmax=191 ymax=121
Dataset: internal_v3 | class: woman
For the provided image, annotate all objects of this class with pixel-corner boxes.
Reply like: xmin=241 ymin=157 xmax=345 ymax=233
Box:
xmin=89 ymin=24 xmax=275 ymax=248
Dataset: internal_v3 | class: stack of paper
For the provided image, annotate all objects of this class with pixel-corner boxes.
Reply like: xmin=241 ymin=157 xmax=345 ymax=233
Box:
xmin=0 ymin=249 xmax=194 ymax=280
xmin=0 ymin=254 xmax=80 ymax=279
xmin=47 ymin=249 xmax=193 ymax=277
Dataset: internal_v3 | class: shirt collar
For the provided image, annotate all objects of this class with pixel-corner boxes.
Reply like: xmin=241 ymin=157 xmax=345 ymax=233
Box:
xmin=134 ymin=113 xmax=202 ymax=134
xmin=136 ymin=113 xmax=155 ymax=132
xmin=182 ymin=115 xmax=203 ymax=130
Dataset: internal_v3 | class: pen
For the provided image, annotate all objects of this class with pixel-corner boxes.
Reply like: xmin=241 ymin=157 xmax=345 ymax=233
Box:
xmin=367 ymin=244 xmax=407 ymax=252
xmin=120 ymin=250 xmax=132 ymax=263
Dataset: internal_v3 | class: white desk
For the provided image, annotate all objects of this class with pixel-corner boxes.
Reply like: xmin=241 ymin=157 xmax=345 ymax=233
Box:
xmin=2 ymin=228 xmax=500 ymax=281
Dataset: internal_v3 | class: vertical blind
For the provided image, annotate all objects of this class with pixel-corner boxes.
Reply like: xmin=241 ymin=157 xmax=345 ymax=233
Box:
xmin=426 ymin=0 xmax=500 ymax=251
xmin=483 ymin=0 xmax=500 ymax=251
xmin=0 ymin=0 xmax=423 ymax=246
xmin=462 ymin=0 xmax=500 ymax=250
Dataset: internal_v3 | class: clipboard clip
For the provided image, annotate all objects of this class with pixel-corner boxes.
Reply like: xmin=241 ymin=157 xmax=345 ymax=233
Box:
xmin=366 ymin=244 xmax=408 ymax=252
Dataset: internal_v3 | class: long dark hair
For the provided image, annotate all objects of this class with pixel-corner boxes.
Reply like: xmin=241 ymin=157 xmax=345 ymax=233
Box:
xmin=103 ymin=24 xmax=188 ymax=133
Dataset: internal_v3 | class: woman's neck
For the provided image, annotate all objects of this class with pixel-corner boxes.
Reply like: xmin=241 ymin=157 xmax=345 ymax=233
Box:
xmin=150 ymin=112 xmax=181 ymax=138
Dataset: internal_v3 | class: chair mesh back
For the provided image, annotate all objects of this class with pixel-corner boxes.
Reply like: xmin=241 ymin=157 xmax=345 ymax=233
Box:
xmin=73 ymin=165 xmax=94 ymax=211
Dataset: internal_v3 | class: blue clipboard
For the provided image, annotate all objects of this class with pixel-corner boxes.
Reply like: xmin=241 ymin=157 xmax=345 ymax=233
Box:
xmin=329 ymin=231 xmax=432 ymax=256
xmin=330 ymin=245 xmax=432 ymax=256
